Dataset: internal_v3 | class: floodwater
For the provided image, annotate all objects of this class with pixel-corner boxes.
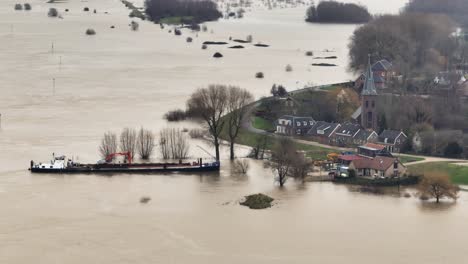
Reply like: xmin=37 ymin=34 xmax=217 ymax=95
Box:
xmin=1 ymin=0 xmax=468 ymax=263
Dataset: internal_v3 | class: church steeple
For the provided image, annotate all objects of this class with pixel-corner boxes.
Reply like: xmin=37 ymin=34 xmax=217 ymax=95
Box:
xmin=360 ymin=54 xmax=378 ymax=131
xmin=362 ymin=55 xmax=378 ymax=96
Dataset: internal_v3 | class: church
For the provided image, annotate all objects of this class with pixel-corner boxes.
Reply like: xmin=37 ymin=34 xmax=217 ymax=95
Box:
xmin=352 ymin=56 xmax=379 ymax=132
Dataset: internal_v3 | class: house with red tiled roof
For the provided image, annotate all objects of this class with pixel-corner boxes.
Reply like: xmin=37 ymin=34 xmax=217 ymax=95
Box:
xmin=349 ymin=156 xmax=406 ymax=178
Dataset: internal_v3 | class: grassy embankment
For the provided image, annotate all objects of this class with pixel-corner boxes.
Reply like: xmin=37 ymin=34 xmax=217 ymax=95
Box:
xmin=251 ymin=116 xmax=275 ymax=132
xmin=160 ymin=16 xmax=194 ymax=24
xmin=398 ymin=155 xmax=425 ymax=164
xmin=408 ymin=162 xmax=468 ymax=185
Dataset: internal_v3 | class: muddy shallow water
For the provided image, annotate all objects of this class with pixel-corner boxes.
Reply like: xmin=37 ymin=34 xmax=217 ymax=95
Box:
xmin=1 ymin=0 xmax=468 ymax=263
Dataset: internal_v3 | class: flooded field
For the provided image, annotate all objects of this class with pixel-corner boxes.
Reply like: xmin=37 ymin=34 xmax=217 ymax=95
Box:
xmin=1 ymin=0 xmax=468 ymax=263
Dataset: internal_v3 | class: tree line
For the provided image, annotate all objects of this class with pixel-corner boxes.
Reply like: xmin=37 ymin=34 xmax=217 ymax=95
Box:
xmin=348 ymin=13 xmax=457 ymax=78
xmin=145 ymin=0 xmax=222 ymax=24
xmin=99 ymin=127 xmax=189 ymax=161
xmin=404 ymin=0 xmax=468 ymax=27
xmin=306 ymin=1 xmax=371 ymax=24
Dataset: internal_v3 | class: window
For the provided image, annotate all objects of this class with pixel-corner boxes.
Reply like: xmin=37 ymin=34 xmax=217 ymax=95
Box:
xmin=372 ymin=101 xmax=375 ymax=108
xmin=309 ymin=121 xmax=314 ymax=125
xmin=297 ymin=122 xmax=301 ymax=127
xmin=303 ymin=121 xmax=307 ymax=126
xmin=365 ymin=101 xmax=369 ymax=108
xmin=297 ymin=129 xmax=301 ymax=134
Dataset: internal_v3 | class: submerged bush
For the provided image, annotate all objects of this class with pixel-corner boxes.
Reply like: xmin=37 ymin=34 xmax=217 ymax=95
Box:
xmin=240 ymin=193 xmax=274 ymax=209
xmin=85 ymin=28 xmax=96 ymax=35
xmin=305 ymin=51 xmax=313 ymax=56
xmin=285 ymin=64 xmax=293 ymax=72
xmin=83 ymin=7 xmax=89 ymax=12
xmin=130 ymin=21 xmax=139 ymax=31
xmin=14 ymin=3 xmax=23 ymax=10
xmin=164 ymin=109 xmax=187 ymax=122
xmin=48 ymin=8 xmax=58 ymax=17
xmin=255 ymin=72 xmax=264 ymax=78
xmin=24 ymin=3 xmax=31 ymax=11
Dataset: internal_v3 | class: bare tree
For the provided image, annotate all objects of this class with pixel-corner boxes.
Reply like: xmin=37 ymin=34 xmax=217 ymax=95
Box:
xmin=120 ymin=128 xmax=137 ymax=159
xmin=234 ymin=159 xmax=250 ymax=174
xmin=187 ymin=85 xmax=228 ymax=160
xmin=269 ymin=137 xmax=297 ymax=187
xmin=137 ymin=127 xmax=155 ymax=160
xmin=418 ymin=171 xmax=459 ymax=203
xmin=226 ymin=86 xmax=254 ymax=160
xmin=159 ymin=128 xmax=190 ymax=159
xmin=289 ymin=152 xmax=312 ymax=182
xmin=99 ymin=131 xmax=117 ymax=159
xmin=250 ymin=134 xmax=268 ymax=159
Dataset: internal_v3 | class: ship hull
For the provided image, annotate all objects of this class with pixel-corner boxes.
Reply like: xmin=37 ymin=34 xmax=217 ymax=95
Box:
xmin=30 ymin=163 xmax=220 ymax=174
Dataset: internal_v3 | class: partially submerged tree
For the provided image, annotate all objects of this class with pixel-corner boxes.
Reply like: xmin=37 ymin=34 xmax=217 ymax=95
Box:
xmin=250 ymin=134 xmax=268 ymax=159
xmin=137 ymin=127 xmax=155 ymax=160
xmin=48 ymin=8 xmax=58 ymax=17
xmin=289 ymin=152 xmax=312 ymax=182
xmin=270 ymin=137 xmax=297 ymax=187
xmin=159 ymin=128 xmax=190 ymax=159
xmin=120 ymin=128 xmax=137 ymax=159
xmin=234 ymin=159 xmax=250 ymax=174
xmin=187 ymin=85 xmax=228 ymax=160
xmin=99 ymin=132 xmax=117 ymax=159
xmin=226 ymin=86 xmax=254 ymax=159
xmin=417 ymin=172 xmax=459 ymax=203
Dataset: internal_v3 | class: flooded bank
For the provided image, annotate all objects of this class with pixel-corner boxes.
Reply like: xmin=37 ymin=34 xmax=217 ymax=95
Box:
xmin=2 ymin=0 xmax=468 ymax=263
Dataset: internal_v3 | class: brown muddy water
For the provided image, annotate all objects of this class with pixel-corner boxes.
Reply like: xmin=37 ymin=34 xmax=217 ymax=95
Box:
xmin=1 ymin=0 xmax=468 ymax=263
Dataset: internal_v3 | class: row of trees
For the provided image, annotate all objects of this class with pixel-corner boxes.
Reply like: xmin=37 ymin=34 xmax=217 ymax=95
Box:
xmin=145 ymin=0 xmax=222 ymax=24
xmin=186 ymin=84 xmax=253 ymax=160
xmin=306 ymin=1 xmax=371 ymax=24
xmin=99 ymin=127 xmax=189 ymax=161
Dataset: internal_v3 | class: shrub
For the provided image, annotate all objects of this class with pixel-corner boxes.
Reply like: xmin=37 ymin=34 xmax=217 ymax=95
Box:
xmin=85 ymin=28 xmax=96 ymax=35
xmin=285 ymin=64 xmax=293 ymax=72
xmin=201 ymin=44 xmax=207 ymax=49
xmin=24 ymin=3 xmax=31 ymax=11
xmin=255 ymin=72 xmax=264 ymax=78
xmin=234 ymin=159 xmax=250 ymax=174
xmin=240 ymin=193 xmax=274 ymax=209
xmin=48 ymin=8 xmax=58 ymax=17
xmin=189 ymin=129 xmax=206 ymax=139
xmin=130 ymin=21 xmax=139 ymax=31
xmin=83 ymin=7 xmax=89 ymax=12
xmin=129 ymin=9 xmax=145 ymax=20
xmin=213 ymin=52 xmax=223 ymax=58
xmin=174 ymin=28 xmax=181 ymax=35
xmin=14 ymin=4 xmax=23 ymax=10
xmin=186 ymin=37 xmax=193 ymax=43
xmin=164 ymin=109 xmax=186 ymax=122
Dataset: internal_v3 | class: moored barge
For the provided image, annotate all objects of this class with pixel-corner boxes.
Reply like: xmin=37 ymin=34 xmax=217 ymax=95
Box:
xmin=29 ymin=153 xmax=220 ymax=174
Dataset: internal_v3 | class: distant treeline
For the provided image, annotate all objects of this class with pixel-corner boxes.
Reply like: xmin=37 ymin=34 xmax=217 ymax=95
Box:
xmin=306 ymin=1 xmax=371 ymax=24
xmin=145 ymin=0 xmax=222 ymax=24
xmin=405 ymin=0 xmax=468 ymax=27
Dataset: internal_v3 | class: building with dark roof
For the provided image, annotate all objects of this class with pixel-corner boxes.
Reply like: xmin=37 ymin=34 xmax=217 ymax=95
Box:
xmin=275 ymin=115 xmax=315 ymax=136
xmin=331 ymin=122 xmax=363 ymax=147
xmin=307 ymin=121 xmax=341 ymax=144
xmin=378 ymin=130 xmax=408 ymax=153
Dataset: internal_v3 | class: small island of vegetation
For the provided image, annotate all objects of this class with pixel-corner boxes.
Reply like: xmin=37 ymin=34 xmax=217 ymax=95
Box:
xmin=145 ymin=0 xmax=222 ymax=25
xmin=306 ymin=1 xmax=371 ymax=24
xmin=240 ymin=193 xmax=274 ymax=209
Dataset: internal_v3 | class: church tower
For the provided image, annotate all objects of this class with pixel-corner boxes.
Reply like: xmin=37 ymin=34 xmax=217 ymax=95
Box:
xmin=361 ymin=56 xmax=378 ymax=131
